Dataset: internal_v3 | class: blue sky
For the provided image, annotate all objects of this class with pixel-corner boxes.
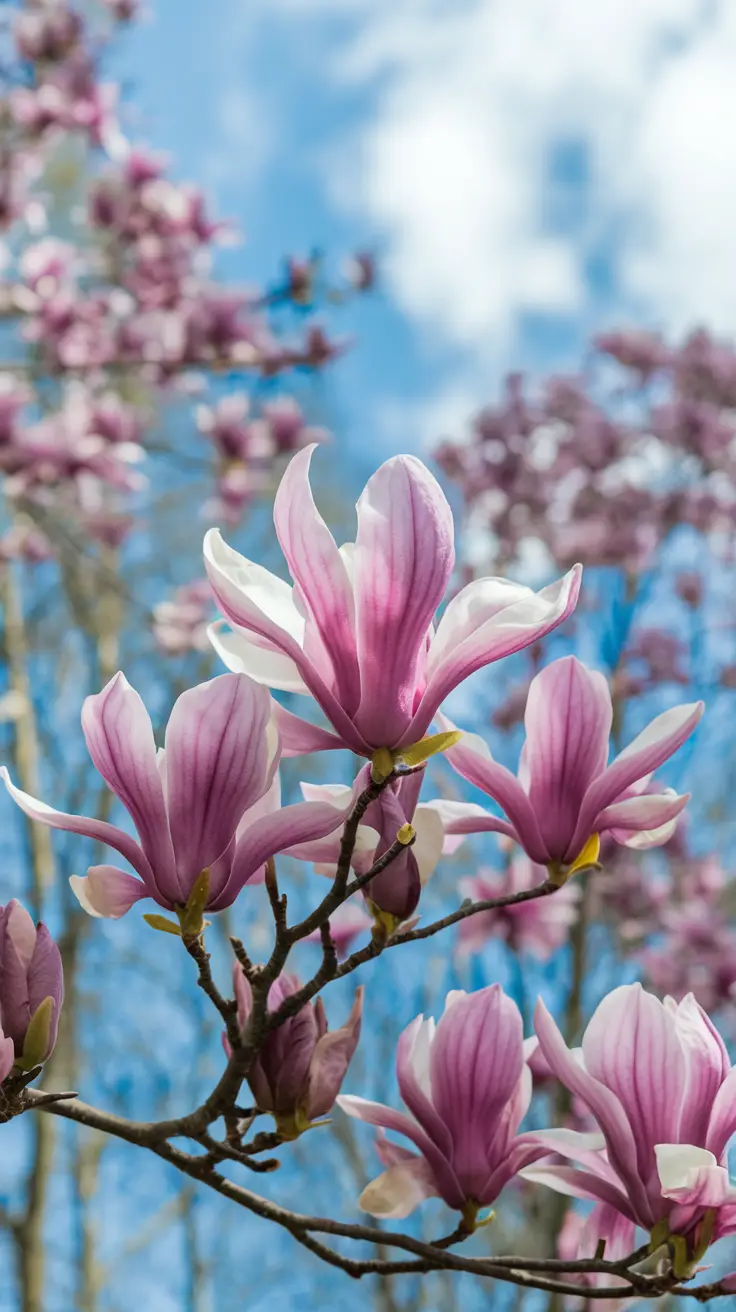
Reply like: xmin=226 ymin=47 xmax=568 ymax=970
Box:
xmin=113 ymin=0 xmax=736 ymax=461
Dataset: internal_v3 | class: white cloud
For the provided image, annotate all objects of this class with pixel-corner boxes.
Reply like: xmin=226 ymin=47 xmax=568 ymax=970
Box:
xmin=248 ymin=0 xmax=736 ymax=368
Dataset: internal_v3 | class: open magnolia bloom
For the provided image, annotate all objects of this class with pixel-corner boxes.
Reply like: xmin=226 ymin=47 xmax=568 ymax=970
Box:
xmin=338 ymin=985 xmax=547 ymax=1224
xmin=524 ymin=984 xmax=736 ymax=1273
xmin=443 ymin=656 xmax=703 ymax=882
xmin=1 ymin=672 xmax=359 ymax=927
xmin=204 ymin=444 xmax=581 ymax=760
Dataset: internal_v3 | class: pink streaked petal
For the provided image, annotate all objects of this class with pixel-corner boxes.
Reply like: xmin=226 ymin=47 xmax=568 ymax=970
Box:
xmin=571 ymin=702 xmax=704 ymax=850
xmin=422 ymin=796 xmax=518 ymax=846
xmin=582 ymin=985 xmax=686 ymax=1180
xmin=410 ymin=565 xmax=582 ymax=743
xmin=534 ymin=997 xmax=649 ymax=1221
xmin=597 ymin=793 xmax=689 ymax=845
xmin=164 ymin=674 xmax=274 ymax=890
xmin=523 ymin=657 xmax=612 ymax=861
xmin=519 ymin=1164 xmax=636 ymax=1219
xmin=208 ymin=620 xmax=308 ymax=694
xmin=337 ymin=1093 xmax=463 ymax=1208
xmin=271 ymin=702 xmax=349 ymax=757
xmin=1 ymin=766 xmax=154 ymax=887
xmin=353 ymin=455 xmax=455 ymax=749
xmin=218 ymin=800 xmax=358 ymax=908
xmin=443 ymin=720 xmax=549 ymax=864
xmin=273 ymin=446 xmax=360 ymax=713
xmin=706 ymin=1066 xmax=736 ymax=1159
xmin=81 ymin=673 xmax=176 ymax=895
xmin=69 ymin=865 xmax=148 ymax=918
xmin=480 ymin=1136 xmax=551 ymax=1205
xmin=205 ymin=530 xmax=364 ymax=751
xmin=305 ymin=987 xmax=363 ymax=1120
xmin=396 ymin=1017 xmax=453 ymax=1158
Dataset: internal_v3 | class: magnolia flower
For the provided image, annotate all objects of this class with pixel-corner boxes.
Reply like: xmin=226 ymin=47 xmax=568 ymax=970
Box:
xmin=0 ymin=901 xmax=63 ymax=1080
xmin=296 ymin=767 xmax=460 ymax=929
xmin=524 ymin=984 xmax=736 ymax=1268
xmin=1 ymin=672 xmax=355 ymax=926
xmin=444 ymin=656 xmax=703 ymax=881
xmin=226 ymin=969 xmax=363 ymax=1139
xmin=338 ymin=985 xmax=546 ymax=1223
xmin=457 ymin=857 xmax=579 ymax=960
xmin=205 ymin=444 xmax=581 ymax=760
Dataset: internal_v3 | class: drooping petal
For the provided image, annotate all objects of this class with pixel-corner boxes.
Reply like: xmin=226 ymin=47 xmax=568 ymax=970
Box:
xmin=570 ymin=702 xmax=704 ymax=852
xmin=69 ymin=865 xmax=148 ymax=918
xmin=421 ymin=796 xmax=518 ymax=845
xmin=534 ymin=997 xmax=650 ymax=1222
xmin=358 ymin=1157 xmax=440 ymax=1219
xmin=208 ymin=620 xmax=308 ymax=694
xmin=352 ymin=455 xmax=455 ymax=749
xmin=1 ymin=767 xmax=154 ymax=887
xmin=270 ymin=702 xmax=347 ymax=757
xmin=395 ymin=1017 xmax=453 ymax=1159
xmin=305 ymin=987 xmax=363 ymax=1120
xmin=216 ymin=799 xmax=356 ymax=908
xmin=273 ymin=445 xmax=360 ymax=712
xmin=411 ymin=805 xmax=448 ymax=885
xmin=81 ymin=673 xmax=177 ymax=897
xmin=411 ymin=565 xmax=582 ymax=742
xmin=164 ymin=674 xmax=274 ymax=892
xmin=443 ymin=723 xmax=549 ymax=864
xmin=337 ymin=1093 xmax=464 ymax=1208
xmin=522 ymin=657 xmax=612 ymax=861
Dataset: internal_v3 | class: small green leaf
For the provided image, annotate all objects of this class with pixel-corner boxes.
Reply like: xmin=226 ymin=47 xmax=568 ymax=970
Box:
xmin=17 ymin=996 xmax=54 ymax=1071
xmin=395 ymin=730 xmax=463 ymax=769
xmin=143 ymin=913 xmax=182 ymax=937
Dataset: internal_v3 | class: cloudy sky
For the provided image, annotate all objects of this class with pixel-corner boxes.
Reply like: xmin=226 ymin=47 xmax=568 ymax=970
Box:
xmin=121 ymin=0 xmax=736 ymax=455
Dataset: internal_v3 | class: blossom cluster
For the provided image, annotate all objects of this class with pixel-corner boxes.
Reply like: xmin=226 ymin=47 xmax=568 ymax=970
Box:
xmin=2 ymin=445 xmax=721 ymax=1285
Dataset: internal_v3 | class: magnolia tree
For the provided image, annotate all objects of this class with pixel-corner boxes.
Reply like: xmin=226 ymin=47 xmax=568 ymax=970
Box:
xmin=4 ymin=438 xmax=736 ymax=1306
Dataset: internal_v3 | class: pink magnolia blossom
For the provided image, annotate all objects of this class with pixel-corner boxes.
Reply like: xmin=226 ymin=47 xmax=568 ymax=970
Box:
xmin=338 ymin=985 xmax=546 ymax=1221
xmin=524 ymin=984 xmax=736 ymax=1262
xmin=443 ymin=656 xmax=702 ymax=880
xmin=225 ymin=969 xmax=363 ymax=1139
xmin=456 ymin=858 xmax=579 ymax=960
xmin=0 ymin=900 xmax=63 ymax=1080
xmin=1 ymin=672 xmax=355 ymax=921
xmin=204 ymin=445 xmax=581 ymax=759
xmin=296 ymin=767 xmax=460 ymax=927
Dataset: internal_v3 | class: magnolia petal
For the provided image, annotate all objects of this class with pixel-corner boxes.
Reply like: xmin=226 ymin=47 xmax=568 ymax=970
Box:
xmin=523 ymin=657 xmax=612 ymax=861
xmin=70 ymin=865 xmax=148 ymax=918
xmin=706 ymin=1066 xmax=736 ymax=1159
xmin=208 ymin=620 xmax=308 ymax=694
xmin=273 ymin=445 xmax=360 ymax=710
xmin=337 ymin=1092 xmax=463 ymax=1208
xmin=534 ymin=997 xmax=650 ymax=1222
xmin=411 ymin=565 xmax=582 ymax=743
xmin=1 ymin=766 xmax=154 ymax=887
xmin=81 ymin=673 xmax=176 ymax=896
xmin=164 ymin=674 xmax=274 ymax=889
xmin=571 ymin=701 xmax=704 ymax=851
xmin=597 ymin=792 xmax=689 ymax=847
xmin=353 ymin=455 xmax=454 ymax=749
xmin=519 ymin=1164 xmax=636 ymax=1219
xmin=411 ymin=804 xmax=446 ymax=885
xmin=306 ymin=987 xmax=363 ymax=1120
xmin=656 ymin=1144 xmax=718 ymax=1195
xmin=443 ymin=720 xmax=549 ymax=864
xmin=358 ymin=1159 xmax=439 ymax=1219
xmin=0 ymin=1034 xmax=14 ymax=1084
xmin=271 ymin=702 xmax=347 ymax=757
xmin=218 ymin=799 xmax=358 ymax=908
